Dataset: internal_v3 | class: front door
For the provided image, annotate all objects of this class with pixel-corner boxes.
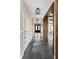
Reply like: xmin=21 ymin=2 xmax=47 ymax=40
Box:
xmin=35 ymin=24 xmax=41 ymax=33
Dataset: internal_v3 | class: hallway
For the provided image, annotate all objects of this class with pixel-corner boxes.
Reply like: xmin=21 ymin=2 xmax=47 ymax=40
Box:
xmin=20 ymin=0 xmax=58 ymax=59
xmin=22 ymin=39 xmax=53 ymax=59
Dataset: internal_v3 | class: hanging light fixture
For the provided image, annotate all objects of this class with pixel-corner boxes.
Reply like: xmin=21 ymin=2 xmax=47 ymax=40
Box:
xmin=35 ymin=8 xmax=41 ymax=15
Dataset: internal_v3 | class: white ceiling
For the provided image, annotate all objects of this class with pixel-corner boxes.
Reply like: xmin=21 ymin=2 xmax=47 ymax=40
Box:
xmin=24 ymin=0 xmax=54 ymax=19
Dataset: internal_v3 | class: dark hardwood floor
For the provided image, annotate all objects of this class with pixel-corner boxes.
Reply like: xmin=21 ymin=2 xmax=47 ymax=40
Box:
xmin=22 ymin=40 xmax=53 ymax=59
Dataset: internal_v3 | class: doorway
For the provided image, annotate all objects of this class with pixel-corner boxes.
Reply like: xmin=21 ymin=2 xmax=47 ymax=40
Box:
xmin=34 ymin=24 xmax=41 ymax=41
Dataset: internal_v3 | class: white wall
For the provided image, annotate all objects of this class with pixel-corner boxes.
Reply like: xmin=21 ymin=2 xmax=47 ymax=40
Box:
xmin=20 ymin=0 xmax=33 ymax=58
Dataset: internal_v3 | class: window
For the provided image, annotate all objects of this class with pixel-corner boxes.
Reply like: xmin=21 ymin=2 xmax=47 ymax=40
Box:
xmin=48 ymin=16 xmax=53 ymax=40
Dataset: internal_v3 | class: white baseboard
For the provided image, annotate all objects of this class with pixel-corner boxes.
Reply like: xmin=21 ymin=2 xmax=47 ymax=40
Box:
xmin=20 ymin=39 xmax=32 ymax=59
